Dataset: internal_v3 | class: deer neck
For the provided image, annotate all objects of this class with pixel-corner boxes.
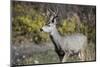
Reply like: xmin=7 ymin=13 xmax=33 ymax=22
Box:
xmin=49 ymin=27 xmax=62 ymax=50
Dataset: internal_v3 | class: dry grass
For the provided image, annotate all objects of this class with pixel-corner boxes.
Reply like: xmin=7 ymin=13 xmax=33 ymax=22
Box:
xmin=84 ymin=42 xmax=96 ymax=61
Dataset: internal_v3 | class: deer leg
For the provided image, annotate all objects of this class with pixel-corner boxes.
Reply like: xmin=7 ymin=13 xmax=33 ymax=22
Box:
xmin=57 ymin=52 xmax=65 ymax=62
xmin=62 ymin=53 xmax=69 ymax=62
xmin=55 ymin=49 xmax=65 ymax=62
xmin=61 ymin=50 xmax=73 ymax=62
xmin=78 ymin=50 xmax=85 ymax=61
xmin=62 ymin=54 xmax=67 ymax=62
xmin=59 ymin=55 xmax=64 ymax=62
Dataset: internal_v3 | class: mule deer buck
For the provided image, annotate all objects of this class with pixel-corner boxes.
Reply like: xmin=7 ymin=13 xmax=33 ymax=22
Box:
xmin=40 ymin=8 xmax=87 ymax=62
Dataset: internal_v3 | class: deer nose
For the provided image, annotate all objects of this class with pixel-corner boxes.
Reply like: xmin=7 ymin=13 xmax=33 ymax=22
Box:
xmin=40 ymin=28 xmax=43 ymax=31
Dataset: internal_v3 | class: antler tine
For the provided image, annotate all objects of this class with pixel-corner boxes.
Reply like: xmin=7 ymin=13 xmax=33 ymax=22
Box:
xmin=46 ymin=9 xmax=50 ymax=18
xmin=53 ymin=8 xmax=58 ymax=16
xmin=48 ymin=8 xmax=58 ymax=16
xmin=55 ymin=7 xmax=58 ymax=16
xmin=48 ymin=8 xmax=56 ymax=15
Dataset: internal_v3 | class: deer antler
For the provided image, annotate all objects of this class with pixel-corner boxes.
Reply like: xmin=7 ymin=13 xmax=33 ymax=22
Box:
xmin=46 ymin=8 xmax=58 ymax=24
xmin=48 ymin=8 xmax=58 ymax=16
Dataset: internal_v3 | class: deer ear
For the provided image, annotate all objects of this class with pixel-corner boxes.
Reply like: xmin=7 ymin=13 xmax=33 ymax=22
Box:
xmin=52 ymin=15 xmax=58 ymax=24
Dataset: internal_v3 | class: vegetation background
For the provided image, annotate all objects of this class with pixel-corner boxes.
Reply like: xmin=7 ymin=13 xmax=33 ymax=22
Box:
xmin=11 ymin=1 xmax=96 ymax=66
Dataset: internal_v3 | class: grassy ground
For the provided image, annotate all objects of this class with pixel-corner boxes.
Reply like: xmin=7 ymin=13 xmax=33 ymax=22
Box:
xmin=11 ymin=42 xmax=96 ymax=66
xmin=12 ymin=50 xmax=59 ymax=66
